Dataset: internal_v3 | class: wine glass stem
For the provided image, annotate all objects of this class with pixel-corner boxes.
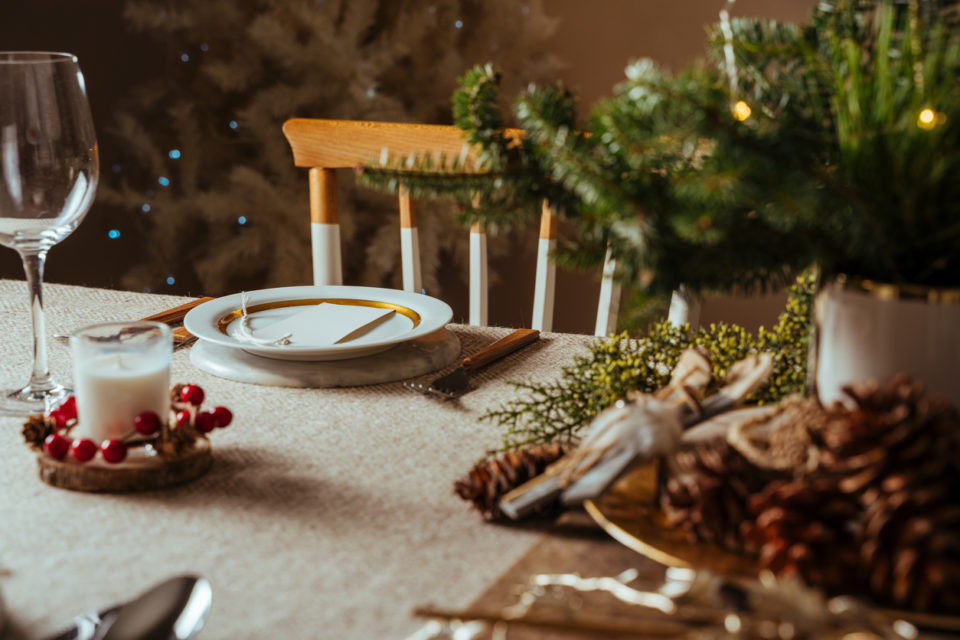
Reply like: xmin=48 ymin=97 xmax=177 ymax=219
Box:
xmin=20 ymin=249 xmax=56 ymax=393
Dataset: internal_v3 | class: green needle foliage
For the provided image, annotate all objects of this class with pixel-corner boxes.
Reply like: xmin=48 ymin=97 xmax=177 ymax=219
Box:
xmin=483 ymin=270 xmax=816 ymax=452
xmin=359 ymin=63 xmax=580 ymax=232
xmin=360 ymin=1 xmax=960 ymax=295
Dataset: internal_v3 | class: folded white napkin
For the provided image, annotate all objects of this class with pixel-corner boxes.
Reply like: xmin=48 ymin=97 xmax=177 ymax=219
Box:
xmin=251 ymin=302 xmax=396 ymax=347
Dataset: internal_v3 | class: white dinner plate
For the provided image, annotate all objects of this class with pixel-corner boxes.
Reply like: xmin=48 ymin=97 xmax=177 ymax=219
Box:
xmin=183 ymin=285 xmax=453 ymax=361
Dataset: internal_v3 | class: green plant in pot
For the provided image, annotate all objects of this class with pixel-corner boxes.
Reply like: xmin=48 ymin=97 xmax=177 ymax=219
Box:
xmin=360 ymin=0 xmax=960 ymax=404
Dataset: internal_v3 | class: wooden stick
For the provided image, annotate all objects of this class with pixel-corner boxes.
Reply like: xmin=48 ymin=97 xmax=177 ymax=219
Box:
xmin=171 ymin=326 xmax=194 ymax=344
xmin=140 ymin=297 xmax=214 ymax=326
xmin=461 ymin=328 xmax=539 ymax=371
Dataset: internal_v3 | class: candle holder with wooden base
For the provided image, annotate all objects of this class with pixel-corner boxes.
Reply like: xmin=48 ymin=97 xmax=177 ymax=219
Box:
xmin=22 ymin=383 xmax=231 ymax=493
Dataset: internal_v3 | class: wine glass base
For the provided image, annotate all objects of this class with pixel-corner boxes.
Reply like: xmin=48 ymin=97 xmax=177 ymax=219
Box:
xmin=0 ymin=383 xmax=71 ymax=417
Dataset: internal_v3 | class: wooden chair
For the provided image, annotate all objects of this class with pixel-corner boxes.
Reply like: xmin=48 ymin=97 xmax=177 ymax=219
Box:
xmin=282 ymin=118 xmax=626 ymax=335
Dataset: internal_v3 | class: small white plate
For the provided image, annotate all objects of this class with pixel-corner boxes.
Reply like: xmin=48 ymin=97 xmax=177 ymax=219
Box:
xmin=183 ymin=286 xmax=453 ymax=361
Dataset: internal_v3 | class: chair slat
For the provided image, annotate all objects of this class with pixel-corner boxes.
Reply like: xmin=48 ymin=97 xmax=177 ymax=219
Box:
xmin=398 ymin=187 xmax=422 ymax=293
xmin=532 ymin=201 xmax=558 ymax=332
xmin=668 ymin=286 xmax=702 ymax=329
xmin=595 ymin=247 xmax=621 ymax=337
xmin=469 ymin=222 xmax=489 ymax=326
xmin=308 ymin=168 xmax=342 ymax=285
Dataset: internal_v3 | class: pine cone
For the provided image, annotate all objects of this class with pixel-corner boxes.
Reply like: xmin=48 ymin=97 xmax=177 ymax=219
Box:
xmin=660 ymin=438 xmax=780 ymax=552
xmin=812 ymin=377 xmax=960 ymax=492
xmin=742 ymin=478 xmax=861 ymax=595
xmin=660 ymin=376 xmax=960 ymax=613
xmin=454 ymin=444 xmax=570 ymax=520
xmin=22 ymin=414 xmax=56 ymax=450
xmin=813 ymin=377 xmax=960 ymax=612
xmin=857 ymin=488 xmax=960 ymax=612
xmin=160 ymin=424 xmax=196 ymax=457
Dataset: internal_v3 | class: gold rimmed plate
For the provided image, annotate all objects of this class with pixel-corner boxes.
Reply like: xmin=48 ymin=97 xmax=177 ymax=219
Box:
xmin=183 ymin=285 xmax=453 ymax=361
xmin=583 ymin=464 xmax=759 ymax=580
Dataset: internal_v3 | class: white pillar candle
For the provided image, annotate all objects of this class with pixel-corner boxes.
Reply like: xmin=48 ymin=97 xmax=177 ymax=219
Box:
xmin=71 ymin=322 xmax=172 ymax=443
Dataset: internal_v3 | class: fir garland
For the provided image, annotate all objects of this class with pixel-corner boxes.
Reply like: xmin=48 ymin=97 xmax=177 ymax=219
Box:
xmin=483 ymin=269 xmax=816 ymax=452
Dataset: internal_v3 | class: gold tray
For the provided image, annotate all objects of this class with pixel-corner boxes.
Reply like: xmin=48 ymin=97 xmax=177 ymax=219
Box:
xmin=584 ymin=464 xmax=960 ymax=633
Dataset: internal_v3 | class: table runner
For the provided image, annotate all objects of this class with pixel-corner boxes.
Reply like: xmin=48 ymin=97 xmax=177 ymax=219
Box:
xmin=0 ymin=280 xmax=593 ymax=639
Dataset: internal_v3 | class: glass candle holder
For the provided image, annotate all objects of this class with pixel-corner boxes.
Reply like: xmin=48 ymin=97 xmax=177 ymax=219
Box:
xmin=70 ymin=322 xmax=172 ymax=443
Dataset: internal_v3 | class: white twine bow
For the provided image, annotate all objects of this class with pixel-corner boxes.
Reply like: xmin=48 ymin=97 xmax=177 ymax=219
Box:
xmin=232 ymin=291 xmax=293 ymax=346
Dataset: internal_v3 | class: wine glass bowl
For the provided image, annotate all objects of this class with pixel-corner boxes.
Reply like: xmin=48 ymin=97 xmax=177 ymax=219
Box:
xmin=0 ymin=52 xmax=99 ymax=414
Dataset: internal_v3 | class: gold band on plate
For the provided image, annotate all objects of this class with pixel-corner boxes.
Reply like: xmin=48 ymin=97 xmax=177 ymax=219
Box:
xmin=216 ymin=298 xmax=421 ymax=335
xmin=835 ymin=275 xmax=960 ymax=304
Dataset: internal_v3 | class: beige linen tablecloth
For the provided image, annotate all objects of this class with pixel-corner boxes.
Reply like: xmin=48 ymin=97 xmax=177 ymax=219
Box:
xmin=0 ymin=280 xmax=593 ymax=639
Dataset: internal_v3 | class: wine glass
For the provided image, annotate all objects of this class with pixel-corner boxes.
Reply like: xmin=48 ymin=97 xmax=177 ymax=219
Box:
xmin=0 ymin=52 xmax=98 ymax=415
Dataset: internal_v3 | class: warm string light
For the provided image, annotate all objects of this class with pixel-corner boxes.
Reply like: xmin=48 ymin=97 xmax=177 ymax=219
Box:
xmin=732 ymin=100 xmax=752 ymax=122
xmin=917 ymin=107 xmax=946 ymax=130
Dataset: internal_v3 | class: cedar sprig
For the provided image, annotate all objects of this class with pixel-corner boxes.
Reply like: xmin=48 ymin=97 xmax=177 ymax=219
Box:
xmin=483 ymin=269 xmax=816 ymax=452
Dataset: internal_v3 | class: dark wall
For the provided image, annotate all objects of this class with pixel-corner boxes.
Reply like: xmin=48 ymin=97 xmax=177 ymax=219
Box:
xmin=548 ymin=0 xmax=813 ymax=102
xmin=0 ymin=0 xmax=163 ymax=290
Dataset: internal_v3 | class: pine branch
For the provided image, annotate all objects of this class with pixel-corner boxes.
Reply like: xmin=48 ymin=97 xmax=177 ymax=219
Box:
xmin=452 ymin=63 xmax=507 ymax=162
xmin=358 ymin=1 xmax=960 ymax=294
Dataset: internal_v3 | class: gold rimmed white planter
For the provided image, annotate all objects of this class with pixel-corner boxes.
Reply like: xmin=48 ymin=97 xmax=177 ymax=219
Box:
xmin=814 ymin=277 xmax=960 ymax=407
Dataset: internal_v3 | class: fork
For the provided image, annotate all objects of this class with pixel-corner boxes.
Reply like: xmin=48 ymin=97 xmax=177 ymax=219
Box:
xmin=405 ymin=328 xmax=540 ymax=399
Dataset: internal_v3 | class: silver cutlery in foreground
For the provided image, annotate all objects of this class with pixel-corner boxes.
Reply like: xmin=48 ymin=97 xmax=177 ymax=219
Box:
xmin=46 ymin=574 xmax=211 ymax=640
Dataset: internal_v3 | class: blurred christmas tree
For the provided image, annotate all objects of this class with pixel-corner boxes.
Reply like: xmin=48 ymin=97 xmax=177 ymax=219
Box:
xmin=103 ymin=0 xmax=560 ymax=295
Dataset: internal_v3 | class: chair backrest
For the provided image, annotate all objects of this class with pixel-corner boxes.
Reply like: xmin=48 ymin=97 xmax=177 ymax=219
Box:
xmin=282 ymin=118 xmax=625 ymax=335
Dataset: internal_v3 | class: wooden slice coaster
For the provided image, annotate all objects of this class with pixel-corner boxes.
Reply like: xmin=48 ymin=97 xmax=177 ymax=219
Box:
xmin=37 ymin=438 xmax=212 ymax=493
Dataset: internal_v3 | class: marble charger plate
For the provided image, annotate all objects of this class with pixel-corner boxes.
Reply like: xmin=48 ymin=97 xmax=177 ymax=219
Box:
xmin=183 ymin=285 xmax=453 ymax=361
xmin=189 ymin=328 xmax=460 ymax=388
